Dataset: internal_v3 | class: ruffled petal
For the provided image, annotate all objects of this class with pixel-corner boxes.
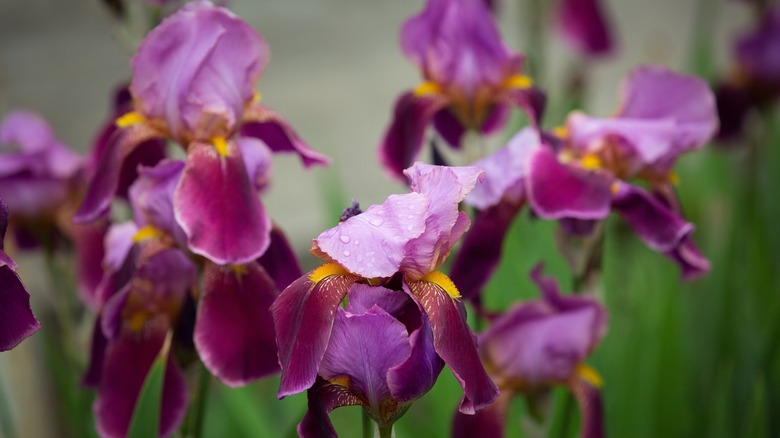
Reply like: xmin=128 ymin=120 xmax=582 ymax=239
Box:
xmin=194 ymin=261 xmax=280 ymax=386
xmin=271 ymin=268 xmax=358 ymax=397
xmin=241 ymin=105 xmax=330 ymax=167
xmin=0 ymin=266 xmax=41 ymax=351
xmin=378 ymin=91 xmax=450 ymax=180
xmin=174 ymin=141 xmax=271 ymax=265
xmin=526 ymin=146 xmax=612 ymax=220
xmin=404 ymin=279 xmax=499 ymax=413
xmin=297 ymin=378 xmax=365 ymax=438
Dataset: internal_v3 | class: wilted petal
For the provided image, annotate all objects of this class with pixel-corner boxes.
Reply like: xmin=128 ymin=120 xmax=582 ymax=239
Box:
xmin=0 ymin=266 xmax=41 ymax=351
xmin=450 ymin=199 xmax=524 ymax=301
xmin=194 ymin=261 xmax=280 ymax=386
xmin=404 ymin=280 xmax=499 ymax=413
xmin=555 ymin=0 xmax=614 ymax=56
xmin=272 ymin=268 xmax=358 ymax=397
xmin=387 ymin=314 xmax=443 ymax=404
xmin=311 ymin=192 xmax=429 ymax=278
xmin=526 ymin=146 xmax=612 ymax=220
xmin=378 ymin=91 xmax=450 ymax=180
xmin=258 ymin=226 xmax=303 ymax=291
xmin=93 ymin=325 xmax=187 ymax=438
xmin=298 ymin=378 xmax=365 ymax=438
xmin=174 ymin=141 xmax=271 ymax=265
xmin=241 ymin=105 xmax=330 ymax=167
xmin=131 ymin=1 xmax=267 ymax=140
xmin=452 ymin=389 xmax=512 ymax=438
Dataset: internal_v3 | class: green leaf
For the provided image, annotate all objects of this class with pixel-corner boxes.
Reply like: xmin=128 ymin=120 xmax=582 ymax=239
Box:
xmin=127 ymin=333 xmax=171 ymax=438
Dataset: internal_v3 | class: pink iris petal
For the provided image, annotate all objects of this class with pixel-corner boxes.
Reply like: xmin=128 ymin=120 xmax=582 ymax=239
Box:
xmin=131 ymin=1 xmax=267 ymax=141
xmin=526 ymin=145 xmax=613 ymax=220
xmin=311 ymin=192 xmax=430 ymax=279
xmin=378 ymin=91 xmax=450 ymax=180
xmin=129 ymin=160 xmax=188 ymax=246
xmin=174 ymin=141 xmax=271 ymax=265
xmin=194 ymin=261 xmax=280 ymax=386
xmin=234 ymin=137 xmax=273 ymax=192
xmin=555 ymin=0 xmax=614 ymax=56
xmin=93 ymin=324 xmax=187 ymax=438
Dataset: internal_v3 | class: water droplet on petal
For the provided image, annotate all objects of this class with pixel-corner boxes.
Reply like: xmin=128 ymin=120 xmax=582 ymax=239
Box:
xmin=342 ymin=250 xmax=351 ymax=257
xmin=370 ymin=218 xmax=384 ymax=227
xmin=407 ymin=224 xmax=414 ymax=231
xmin=354 ymin=240 xmax=360 ymax=246
xmin=339 ymin=235 xmax=350 ymax=243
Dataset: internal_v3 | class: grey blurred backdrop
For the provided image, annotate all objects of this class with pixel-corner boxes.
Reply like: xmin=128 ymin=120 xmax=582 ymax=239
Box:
xmin=0 ymin=0 xmax=749 ymax=436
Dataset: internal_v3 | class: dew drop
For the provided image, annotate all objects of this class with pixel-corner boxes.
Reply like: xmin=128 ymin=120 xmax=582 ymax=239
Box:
xmin=354 ymin=240 xmax=360 ymax=246
xmin=342 ymin=250 xmax=351 ymax=257
xmin=339 ymin=235 xmax=350 ymax=243
xmin=407 ymin=224 xmax=414 ymax=231
xmin=370 ymin=218 xmax=384 ymax=227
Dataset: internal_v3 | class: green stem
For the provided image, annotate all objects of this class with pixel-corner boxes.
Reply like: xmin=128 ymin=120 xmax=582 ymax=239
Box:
xmin=362 ymin=410 xmax=373 ymax=438
xmin=377 ymin=423 xmax=394 ymax=438
xmin=554 ymin=393 xmax=575 ymax=438
xmin=0 ymin=371 xmax=17 ymax=438
xmin=183 ymin=364 xmax=211 ymax=438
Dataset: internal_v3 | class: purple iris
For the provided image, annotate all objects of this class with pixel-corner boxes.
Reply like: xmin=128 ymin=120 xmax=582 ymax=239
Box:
xmin=0 ymin=197 xmax=41 ymax=351
xmin=75 ymin=1 xmax=328 ymax=266
xmin=452 ymin=66 xmax=716 ymax=299
xmin=85 ymin=158 xmax=301 ymax=437
xmin=379 ymin=0 xmax=544 ymax=179
xmin=297 ymin=284 xmax=444 ymax=437
xmin=272 ymin=163 xmax=500 ymax=416
xmin=452 ymin=265 xmax=608 ymax=438
xmin=554 ymin=0 xmax=615 ymax=57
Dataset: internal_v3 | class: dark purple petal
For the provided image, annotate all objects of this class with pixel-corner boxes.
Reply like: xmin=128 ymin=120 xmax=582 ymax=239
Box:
xmin=480 ymin=104 xmax=510 ymax=136
xmin=75 ymin=123 xmax=162 ymax=223
xmin=500 ymin=86 xmax=547 ymax=126
xmin=319 ymin=299 xmax=411 ymax=410
xmin=610 ymin=182 xmax=694 ymax=253
xmin=93 ymin=324 xmax=187 ymax=438
xmin=452 ymin=389 xmax=512 ymax=438
xmin=378 ymin=91 xmax=450 ymax=180
xmin=131 ymin=1 xmax=267 ymax=140
xmin=174 ymin=141 xmax=271 ymax=265
xmin=736 ymin=8 xmax=780 ymax=87
xmin=432 ymin=109 xmax=466 ymax=149
xmin=311 ymin=192 xmax=430 ymax=278
xmin=387 ymin=314 xmax=443 ymax=404
xmin=404 ymin=279 xmax=499 ymax=413
xmin=298 ymin=378 xmax=365 ymax=438
xmin=714 ymin=83 xmax=753 ymax=142
xmin=71 ymin=220 xmax=110 ymax=310
xmin=450 ymin=199 xmax=524 ymax=301
xmin=271 ymin=267 xmax=358 ymax=397
xmin=241 ymin=105 xmax=330 ymax=167
xmin=555 ymin=0 xmax=614 ymax=56
xmin=664 ymin=235 xmax=711 ymax=281
xmin=0 ymin=266 xmax=41 ymax=351
xmin=258 ymin=225 xmax=303 ymax=291
xmin=526 ymin=146 xmax=613 ymax=220
xmin=101 ymin=286 xmax=130 ymax=341
xmin=569 ymin=375 xmax=604 ymax=438
xmin=194 ymin=261 xmax=280 ymax=386
xmin=83 ymin=317 xmax=108 ymax=387
xmin=0 ymin=197 xmax=8 ymax=246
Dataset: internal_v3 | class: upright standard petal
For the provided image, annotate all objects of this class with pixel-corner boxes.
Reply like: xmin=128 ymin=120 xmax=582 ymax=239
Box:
xmin=555 ymin=0 xmax=614 ymax=56
xmin=131 ymin=1 xmax=267 ymax=141
xmin=526 ymin=146 xmax=612 ymax=220
xmin=378 ymin=91 xmax=450 ymax=180
xmin=194 ymin=261 xmax=280 ymax=386
xmin=174 ymin=141 xmax=271 ymax=265
xmin=0 ymin=267 xmax=41 ymax=351
xmin=404 ymin=280 xmax=499 ymax=413
xmin=272 ymin=266 xmax=358 ymax=397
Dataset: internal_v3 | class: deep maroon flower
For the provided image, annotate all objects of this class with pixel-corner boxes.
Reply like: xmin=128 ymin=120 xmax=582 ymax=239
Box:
xmin=554 ymin=0 xmax=615 ymax=57
xmin=297 ymin=284 xmax=444 ymax=437
xmin=272 ymin=163 xmax=500 ymax=414
xmin=379 ymin=0 xmax=544 ymax=179
xmin=75 ymin=1 xmax=328 ymax=266
xmin=0 ymin=197 xmax=41 ymax=351
xmin=453 ymin=265 xmax=607 ymax=438
xmin=735 ymin=8 xmax=780 ymax=91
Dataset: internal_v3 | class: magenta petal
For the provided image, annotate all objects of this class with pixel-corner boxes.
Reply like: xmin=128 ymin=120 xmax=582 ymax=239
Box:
xmin=103 ymin=222 xmax=138 ymax=274
xmin=311 ymin=192 xmax=430 ymax=279
xmin=83 ymin=318 xmax=108 ymax=387
xmin=387 ymin=315 xmax=443 ymax=404
xmin=610 ymin=183 xmax=694 ymax=253
xmin=298 ymin=378 xmax=365 ymax=438
xmin=234 ymin=137 xmax=273 ymax=192
xmin=129 ymin=160 xmax=188 ymax=246
xmin=450 ymin=199 xmax=524 ymax=301
xmin=75 ymin=124 xmax=162 ymax=223
xmin=258 ymin=226 xmax=303 ymax=291
xmin=404 ymin=280 xmax=499 ymax=413
xmin=271 ymin=271 xmax=357 ymax=397
xmin=71 ymin=220 xmax=109 ymax=310
xmin=432 ymin=109 xmax=466 ymax=149
xmin=452 ymin=390 xmax=512 ymax=438
xmin=665 ymin=235 xmax=711 ymax=281
xmin=555 ymin=0 xmax=614 ymax=56
xmin=174 ymin=141 xmax=271 ymax=265
xmin=526 ymin=146 xmax=612 ymax=220
xmin=194 ymin=261 xmax=280 ymax=386
xmin=481 ymin=104 xmax=511 ymax=136
xmin=378 ymin=91 xmax=450 ymax=180
xmin=500 ymin=86 xmax=547 ymax=126
xmin=93 ymin=326 xmax=188 ymax=438
xmin=241 ymin=105 xmax=330 ymax=168
xmin=0 ymin=266 xmax=41 ymax=351
xmin=570 ymin=376 xmax=604 ymax=438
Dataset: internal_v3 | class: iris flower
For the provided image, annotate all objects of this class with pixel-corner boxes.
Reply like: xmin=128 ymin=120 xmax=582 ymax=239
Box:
xmin=379 ymin=0 xmax=544 ymax=179
xmin=554 ymin=0 xmax=615 ymax=57
xmin=452 ymin=265 xmax=607 ymax=438
xmin=75 ymin=1 xmax=328 ymax=266
xmin=272 ymin=163 xmax=500 ymax=415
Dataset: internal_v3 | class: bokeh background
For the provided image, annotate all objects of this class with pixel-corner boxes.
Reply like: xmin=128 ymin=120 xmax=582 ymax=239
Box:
xmin=1 ymin=0 xmax=778 ymax=437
